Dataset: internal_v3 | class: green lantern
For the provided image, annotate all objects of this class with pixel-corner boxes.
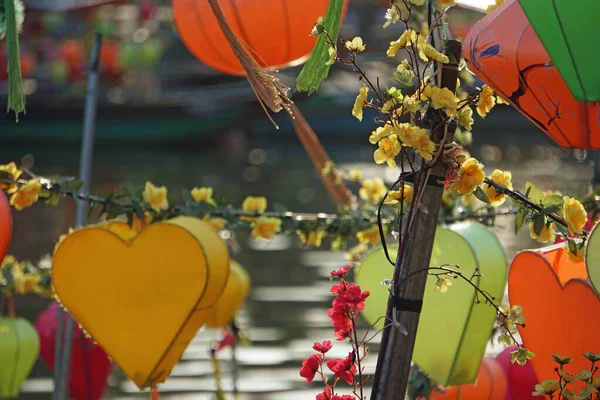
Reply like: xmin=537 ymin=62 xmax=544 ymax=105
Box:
xmin=518 ymin=0 xmax=600 ymax=102
xmin=355 ymin=223 xmax=508 ymax=386
xmin=0 ymin=317 xmax=40 ymax=398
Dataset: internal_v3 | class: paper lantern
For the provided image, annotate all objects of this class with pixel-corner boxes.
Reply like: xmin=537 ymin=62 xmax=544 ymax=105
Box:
xmin=172 ymin=0 xmax=348 ymax=76
xmin=518 ymin=0 xmax=599 ymax=102
xmin=356 ymin=223 xmax=508 ymax=385
xmin=52 ymin=216 xmax=230 ymax=389
xmin=0 ymin=190 xmax=12 ymax=262
xmin=35 ymin=302 xmax=112 ymax=400
xmin=0 ymin=317 xmax=40 ymax=398
xmin=432 ymin=358 xmax=507 ymax=400
xmin=508 ymin=244 xmax=600 ymax=391
xmin=495 ymin=345 xmax=538 ymax=400
xmin=586 ymin=222 xmax=600 ymax=294
xmin=205 ymin=260 xmax=250 ymax=329
xmin=463 ymin=0 xmax=600 ymax=149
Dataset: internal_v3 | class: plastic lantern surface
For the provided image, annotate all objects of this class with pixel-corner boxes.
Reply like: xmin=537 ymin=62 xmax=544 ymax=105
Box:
xmin=495 ymin=345 xmax=538 ymax=400
xmin=586 ymin=222 xmax=600 ymax=294
xmin=0 ymin=317 xmax=40 ymax=398
xmin=0 ymin=190 xmax=12 ymax=262
xmin=463 ymin=0 xmax=600 ymax=149
xmin=518 ymin=0 xmax=600 ymax=102
xmin=431 ymin=358 xmax=507 ymax=400
xmin=172 ymin=0 xmax=348 ymax=76
xmin=355 ymin=223 xmax=507 ymax=386
xmin=52 ymin=216 xmax=230 ymax=389
xmin=205 ymin=260 xmax=250 ymax=329
xmin=35 ymin=302 xmax=112 ymax=400
xmin=508 ymin=244 xmax=600 ymax=391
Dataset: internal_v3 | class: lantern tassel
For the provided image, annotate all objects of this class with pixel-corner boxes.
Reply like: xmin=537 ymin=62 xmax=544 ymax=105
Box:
xmin=205 ymin=0 xmax=293 ymax=127
xmin=3 ymin=0 xmax=25 ymax=121
xmin=150 ymin=387 xmax=160 ymax=400
xmin=295 ymin=0 xmax=345 ymax=94
xmin=289 ymin=104 xmax=353 ymax=207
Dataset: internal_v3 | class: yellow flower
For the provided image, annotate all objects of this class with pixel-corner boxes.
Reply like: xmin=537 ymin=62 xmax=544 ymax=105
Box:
xmin=396 ymin=123 xmax=427 ymax=147
xmin=421 ymin=44 xmax=449 ymax=64
xmin=374 ymin=135 xmax=401 ymax=168
xmin=359 ymin=178 xmax=387 ymax=204
xmin=0 ymin=162 xmax=23 ymax=193
xmin=435 ymin=276 xmax=453 ymax=293
xmin=511 ymin=347 xmax=535 ymax=366
xmin=419 ymin=82 xmax=432 ymax=101
xmin=190 ymin=187 xmax=216 ymax=205
xmin=458 ymin=107 xmax=474 ymax=130
xmin=486 ymin=0 xmax=505 ymax=14
xmin=203 ymin=214 xmax=227 ymax=232
xmin=402 ymin=94 xmax=421 ymax=114
xmin=482 ymin=169 xmax=513 ymax=207
xmin=532 ymin=380 xmax=560 ymax=396
xmin=384 ymin=185 xmax=414 ymax=204
xmin=496 ymin=95 xmax=510 ymax=105
xmin=242 ymin=196 xmax=267 ymax=220
xmin=387 ymin=29 xmax=416 ymax=57
xmin=529 ymin=218 xmax=556 ymax=243
xmin=394 ymin=60 xmax=415 ymax=86
xmin=477 ymin=85 xmax=496 ymax=117
xmin=10 ymin=178 xmax=42 ymax=211
xmin=369 ymin=124 xmax=394 ymax=144
xmin=413 ymin=131 xmax=436 ymax=161
xmin=563 ymin=197 xmax=587 ymax=235
xmin=22 ymin=274 xmax=41 ymax=294
xmin=566 ymin=241 xmax=585 ymax=262
xmin=352 ymin=86 xmax=369 ymax=121
xmin=251 ymin=217 xmax=281 ymax=240
xmin=430 ymin=87 xmax=458 ymax=116
xmin=449 ymin=158 xmax=485 ymax=195
xmin=298 ymin=230 xmax=325 ymax=247
xmin=348 ymin=169 xmax=364 ymax=182
xmin=506 ymin=305 xmax=526 ymax=328
xmin=1 ymin=255 xmax=17 ymax=270
xmin=435 ymin=0 xmax=456 ymax=10
xmin=142 ymin=181 xmax=168 ymax=212
xmin=356 ymin=226 xmax=381 ymax=245
xmin=325 ymin=46 xmax=337 ymax=66
xmin=345 ymin=36 xmax=366 ymax=53
xmin=344 ymin=243 xmax=368 ymax=262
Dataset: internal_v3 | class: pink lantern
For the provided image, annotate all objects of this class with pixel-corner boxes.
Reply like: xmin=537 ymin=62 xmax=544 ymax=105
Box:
xmin=35 ymin=302 xmax=112 ymax=400
xmin=495 ymin=345 xmax=538 ymax=400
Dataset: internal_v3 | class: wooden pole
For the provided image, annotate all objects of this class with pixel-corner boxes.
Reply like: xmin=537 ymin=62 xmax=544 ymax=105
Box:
xmin=370 ymin=39 xmax=462 ymax=400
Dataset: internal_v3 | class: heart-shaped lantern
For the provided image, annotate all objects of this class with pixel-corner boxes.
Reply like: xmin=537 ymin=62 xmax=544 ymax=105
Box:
xmin=432 ymin=358 xmax=507 ymax=400
xmin=205 ymin=260 xmax=250 ymax=329
xmin=0 ymin=317 xmax=40 ymax=398
xmin=495 ymin=344 xmax=538 ymax=400
xmin=508 ymin=244 xmax=600 ymax=390
xmin=52 ymin=216 xmax=230 ymax=389
xmin=0 ymin=190 xmax=12 ymax=262
xmin=586 ymin=221 xmax=600 ymax=294
xmin=35 ymin=302 xmax=112 ymax=400
xmin=356 ymin=222 xmax=508 ymax=386
xmin=463 ymin=0 xmax=600 ymax=149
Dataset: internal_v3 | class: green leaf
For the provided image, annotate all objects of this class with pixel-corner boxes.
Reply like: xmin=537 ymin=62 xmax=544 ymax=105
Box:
xmin=525 ymin=182 xmax=544 ymax=205
xmin=515 ymin=208 xmax=526 ymax=234
xmin=295 ymin=0 xmax=345 ymax=94
xmin=533 ymin=213 xmax=546 ymax=236
xmin=542 ymin=204 xmax=561 ymax=215
xmin=473 ymin=186 xmax=490 ymax=204
xmin=553 ymin=354 xmax=572 ymax=365
xmin=181 ymin=189 xmax=195 ymax=206
xmin=567 ymin=238 xmax=578 ymax=255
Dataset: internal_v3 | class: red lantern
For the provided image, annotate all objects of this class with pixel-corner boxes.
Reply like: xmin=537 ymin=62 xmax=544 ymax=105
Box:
xmin=35 ymin=302 xmax=112 ymax=400
xmin=172 ymin=0 xmax=348 ymax=76
xmin=0 ymin=190 xmax=12 ymax=261
xmin=432 ymin=358 xmax=508 ymax=400
xmin=495 ymin=345 xmax=538 ymax=400
xmin=99 ymin=41 xmax=121 ymax=81
xmin=463 ymin=0 xmax=600 ymax=149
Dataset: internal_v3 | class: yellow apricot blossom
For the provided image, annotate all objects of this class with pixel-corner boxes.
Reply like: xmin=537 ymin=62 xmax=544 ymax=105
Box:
xmin=325 ymin=46 xmax=337 ymax=66
xmin=477 ymin=85 xmax=496 ymax=117
xmin=482 ymin=169 xmax=513 ymax=207
xmin=402 ymin=94 xmax=421 ymax=114
xmin=450 ymin=158 xmax=485 ymax=195
xmin=413 ymin=131 xmax=436 ymax=161
xmin=421 ymin=43 xmax=449 ymax=64
xmin=430 ymin=86 xmax=458 ymax=116
xmin=395 ymin=59 xmax=415 ymax=86
xmin=352 ymin=86 xmax=369 ymax=121
xmin=251 ymin=217 xmax=282 ymax=240
xmin=384 ymin=185 xmax=414 ymax=204
xmin=374 ymin=135 xmax=401 ymax=168
xmin=396 ymin=123 xmax=427 ymax=147
xmin=486 ymin=0 xmax=505 ymax=14
xmin=359 ymin=178 xmax=387 ymax=204
xmin=369 ymin=124 xmax=394 ymax=144
xmin=345 ymin=36 xmax=366 ymax=53
xmin=190 ymin=187 xmax=216 ymax=205
xmin=0 ymin=162 xmax=22 ymax=193
xmin=532 ymin=380 xmax=560 ymax=397
xmin=387 ymin=29 xmax=416 ymax=57
xmin=419 ymin=82 xmax=432 ymax=101
xmin=458 ymin=107 xmax=474 ymax=131
xmin=298 ymin=230 xmax=325 ymax=247
xmin=529 ymin=218 xmax=556 ymax=243
xmin=10 ymin=179 xmax=42 ymax=211
xmin=436 ymin=0 xmax=456 ymax=10
xmin=242 ymin=196 xmax=267 ymax=220
xmin=356 ymin=225 xmax=381 ymax=245
xmin=348 ymin=169 xmax=364 ymax=182
xmin=142 ymin=181 xmax=168 ymax=212
xmin=563 ymin=197 xmax=587 ymax=235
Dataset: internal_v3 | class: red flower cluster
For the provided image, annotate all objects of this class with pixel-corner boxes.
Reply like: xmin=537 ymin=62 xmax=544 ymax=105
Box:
xmin=330 ymin=265 xmax=351 ymax=277
xmin=326 ymin=352 xmax=356 ymax=385
xmin=313 ymin=340 xmax=333 ymax=353
xmin=315 ymin=386 xmax=355 ymax=400
xmin=328 ymin=281 xmax=370 ymax=341
xmin=300 ymin=354 xmax=323 ymax=382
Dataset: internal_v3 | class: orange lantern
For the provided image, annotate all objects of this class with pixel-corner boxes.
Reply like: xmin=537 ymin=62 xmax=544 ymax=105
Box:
xmin=463 ymin=0 xmax=600 ymax=149
xmin=0 ymin=191 xmax=12 ymax=261
xmin=432 ymin=358 xmax=508 ymax=400
xmin=205 ymin=260 xmax=250 ymax=329
xmin=508 ymin=244 xmax=600 ymax=392
xmin=172 ymin=0 xmax=347 ymax=76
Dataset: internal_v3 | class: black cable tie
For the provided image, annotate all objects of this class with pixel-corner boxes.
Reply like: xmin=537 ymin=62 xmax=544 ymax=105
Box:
xmin=391 ymin=295 xmax=423 ymax=313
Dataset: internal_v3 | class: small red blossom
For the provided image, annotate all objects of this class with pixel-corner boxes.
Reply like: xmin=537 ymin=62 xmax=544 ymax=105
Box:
xmin=336 ymin=284 xmax=370 ymax=312
xmin=313 ymin=340 xmax=333 ymax=353
xmin=327 ymin=304 xmax=353 ymax=341
xmin=326 ymin=352 xmax=356 ymax=385
xmin=331 ymin=395 xmax=355 ymax=400
xmin=316 ymin=386 xmax=332 ymax=400
xmin=300 ymin=354 xmax=323 ymax=382
xmin=330 ymin=265 xmax=351 ymax=277
xmin=331 ymin=280 xmax=348 ymax=295
xmin=215 ymin=330 xmax=235 ymax=352
xmin=444 ymin=168 xmax=458 ymax=189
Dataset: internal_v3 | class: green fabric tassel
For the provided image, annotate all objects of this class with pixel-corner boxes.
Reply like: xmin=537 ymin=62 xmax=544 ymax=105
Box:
xmin=295 ymin=0 xmax=344 ymax=95
xmin=4 ymin=0 xmax=25 ymax=121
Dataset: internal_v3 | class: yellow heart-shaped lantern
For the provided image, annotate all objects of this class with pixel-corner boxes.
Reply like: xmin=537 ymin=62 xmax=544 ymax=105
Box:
xmin=205 ymin=260 xmax=251 ymax=328
xmin=52 ymin=216 xmax=230 ymax=389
